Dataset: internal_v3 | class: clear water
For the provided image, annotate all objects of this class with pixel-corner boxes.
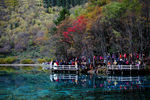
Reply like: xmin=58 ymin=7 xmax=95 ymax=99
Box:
xmin=0 ymin=68 xmax=150 ymax=100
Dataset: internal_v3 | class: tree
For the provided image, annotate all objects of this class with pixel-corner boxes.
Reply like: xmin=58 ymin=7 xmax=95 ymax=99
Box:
xmin=70 ymin=0 xmax=75 ymax=7
xmin=56 ymin=0 xmax=61 ymax=6
xmin=62 ymin=16 xmax=87 ymax=44
xmin=53 ymin=8 xmax=70 ymax=25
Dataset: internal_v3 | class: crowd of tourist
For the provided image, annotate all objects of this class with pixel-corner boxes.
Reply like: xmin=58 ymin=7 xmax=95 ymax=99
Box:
xmin=43 ymin=53 xmax=144 ymax=68
xmin=105 ymin=53 xmax=143 ymax=67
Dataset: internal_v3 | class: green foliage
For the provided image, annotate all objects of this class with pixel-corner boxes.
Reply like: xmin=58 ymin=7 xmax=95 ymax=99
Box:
xmin=0 ymin=0 xmax=60 ymax=57
xmin=4 ymin=0 xmax=19 ymax=9
xmin=20 ymin=59 xmax=34 ymax=64
xmin=5 ymin=57 xmax=17 ymax=64
xmin=0 ymin=0 xmax=149 ymax=60
xmin=113 ymin=29 xmax=121 ymax=38
xmin=0 ymin=66 xmax=16 ymax=73
xmin=0 ymin=58 xmax=5 ymax=64
xmin=89 ymin=0 xmax=110 ymax=6
xmin=22 ymin=66 xmax=34 ymax=71
xmin=44 ymin=57 xmax=52 ymax=62
xmin=103 ymin=0 xmax=141 ymax=20
xmin=54 ymin=8 xmax=70 ymax=25
xmin=70 ymin=5 xmax=87 ymax=18
xmin=37 ymin=58 xmax=47 ymax=63
xmin=103 ymin=2 xmax=126 ymax=19
xmin=123 ymin=0 xmax=141 ymax=14
xmin=0 ymin=57 xmax=17 ymax=64
xmin=43 ymin=0 xmax=88 ymax=8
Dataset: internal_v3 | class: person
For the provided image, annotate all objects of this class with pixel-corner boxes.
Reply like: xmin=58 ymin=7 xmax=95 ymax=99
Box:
xmin=72 ymin=60 xmax=75 ymax=65
xmin=69 ymin=60 xmax=72 ymax=65
xmin=124 ymin=53 xmax=127 ymax=60
xmin=54 ymin=60 xmax=59 ymax=66
xmin=118 ymin=59 xmax=123 ymax=69
xmin=126 ymin=60 xmax=129 ymax=65
xmin=138 ymin=60 xmax=141 ymax=66
xmin=112 ymin=53 xmax=115 ymax=61
xmin=137 ymin=53 xmax=139 ymax=59
xmin=108 ymin=61 xmax=111 ymax=65
xmin=56 ymin=61 xmax=59 ymax=66
xmin=119 ymin=53 xmax=122 ymax=59
xmin=50 ymin=60 xmax=53 ymax=69
xmin=135 ymin=60 xmax=139 ymax=67
xmin=90 ymin=64 xmax=93 ymax=70
xmin=113 ymin=60 xmax=117 ymax=65
xmin=75 ymin=60 xmax=78 ymax=69
xmin=88 ymin=58 xmax=91 ymax=64
xmin=100 ymin=56 xmax=103 ymax=60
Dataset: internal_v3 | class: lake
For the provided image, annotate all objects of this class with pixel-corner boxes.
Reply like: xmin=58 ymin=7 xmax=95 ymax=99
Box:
xmin=0 ymin=67 xmax=150 ymax=100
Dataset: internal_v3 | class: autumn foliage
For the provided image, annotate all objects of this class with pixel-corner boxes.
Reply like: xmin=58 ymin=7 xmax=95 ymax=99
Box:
xmin=62 ymin=16 xmax=87 ymax=43
xmin=0 ymin=0 xmax=149 ymax=60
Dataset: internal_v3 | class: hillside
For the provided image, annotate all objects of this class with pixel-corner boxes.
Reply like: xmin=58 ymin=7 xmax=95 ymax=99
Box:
xmin=0 ymin=0 xmax=149 ymax=61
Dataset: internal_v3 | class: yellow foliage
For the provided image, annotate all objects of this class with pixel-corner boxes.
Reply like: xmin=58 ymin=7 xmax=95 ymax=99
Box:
xmin=37 ymin=58 xmax=46 ymax=63
xmin=0 ymin=58 xmax=5 ymax=64
xmin=85 ymin=6 xmax=103 ymax=31
xmin=0 ymin=21 xmax=7 ymax=26
xmin=0 ymin=57 xmax=17 ymax=64
xmin=20 ymin=59 xmax=34 ymax=64
xmin=34 ymin=37 xmax=46 ymax=45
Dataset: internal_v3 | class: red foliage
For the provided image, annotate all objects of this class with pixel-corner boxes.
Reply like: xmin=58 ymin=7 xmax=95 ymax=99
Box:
xmin=62 ymin=16 xmax=87 ymax=43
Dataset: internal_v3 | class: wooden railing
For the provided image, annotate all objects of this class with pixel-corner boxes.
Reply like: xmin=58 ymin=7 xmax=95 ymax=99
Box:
xmin=0 ymin=64 xmax=78 ymax=71
xmin=107 ymin=76 xmax=145 ymax=82
xmin=107 ymin=65 xmax=144 ymax=70
xmin=52 ymin=65 xmax=78 ymax=70
xmin=42 ymin=65 xmax=78 ymax=71
xmin=50 ymin=74 xmax=78 ymax=81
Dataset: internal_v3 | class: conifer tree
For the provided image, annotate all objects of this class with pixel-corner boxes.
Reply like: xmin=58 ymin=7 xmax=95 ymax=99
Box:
xmin=56 ymin=0 xmax=61 ymax=6
xmin=66 ymin=0 xmax=70 ymax=9
xmin=54 ymin=8 xmax=70 ymax=25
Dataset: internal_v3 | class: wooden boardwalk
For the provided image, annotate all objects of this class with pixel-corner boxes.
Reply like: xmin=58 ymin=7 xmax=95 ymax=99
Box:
xmin=51 ymin=65 xmax=78 ymax=71
xmin=40 ymin=64 xmax=78 ymax=71
xmin=0 ymin=64 xmax=78 ymax=72
xmin=107 ymin=65 xmax=144 ymax=71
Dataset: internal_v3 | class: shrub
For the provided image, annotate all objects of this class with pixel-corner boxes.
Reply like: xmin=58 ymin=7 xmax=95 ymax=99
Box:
xmin=37 ymin=58 xmax=46 ymax=64
xmin=0 ymin=58 xmax=5 ymax=64
xmin=0 ymin=57 xmax=17 ymax=64
xmin=44 ymin=57 xmax=51 ymax=62
xmin=5 ymin=57 xmax=17 ymax=64
xmin=20 ymin=59 xmax=34 ymax=64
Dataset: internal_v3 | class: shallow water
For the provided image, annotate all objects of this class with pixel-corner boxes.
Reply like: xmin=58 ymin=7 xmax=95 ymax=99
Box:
xmin=0 ymin=69 xmax=150 ymax=100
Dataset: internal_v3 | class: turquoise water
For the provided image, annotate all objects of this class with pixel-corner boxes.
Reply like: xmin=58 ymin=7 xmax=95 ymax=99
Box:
xmin=0 ymin=71 xmax=150 ymax=100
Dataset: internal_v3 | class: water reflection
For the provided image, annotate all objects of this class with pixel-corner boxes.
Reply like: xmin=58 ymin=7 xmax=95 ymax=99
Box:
xmin=49 ymin=74 xmax=148 ymax=91
xmin=0 ymin=71 xmax=150 ymax=100
xmin=50 ymin=74 xmax=78 ymax=81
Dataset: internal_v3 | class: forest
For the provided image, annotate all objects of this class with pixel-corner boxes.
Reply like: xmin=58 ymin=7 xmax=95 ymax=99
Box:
xmin=0 ymin=0 xmax=149 ymax=63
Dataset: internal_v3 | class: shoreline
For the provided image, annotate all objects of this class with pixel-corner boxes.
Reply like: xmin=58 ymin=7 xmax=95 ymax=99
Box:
xmin=0 ymin=64 xmax=44 ymax=67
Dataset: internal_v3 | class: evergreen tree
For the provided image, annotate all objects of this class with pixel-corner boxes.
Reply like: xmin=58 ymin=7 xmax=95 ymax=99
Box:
xmin=56 ymin=0 xmax=61 ymax=6
xmin=70 ymin=0 xmax=75 ymax=7
xmin=66 ymin=0 xmax=70 ymax=9
xmin=43 ymin=0 xmax=51 ymax=8
xmin=43 ymin=0 xmax=88 ymax=8
xmin=54 ymin=8 xmax=70 ymax=25
xmin=51 ymin=0 xmax=56 ymax=6
xmin=62 ymin=0 xmax=66 ymax=8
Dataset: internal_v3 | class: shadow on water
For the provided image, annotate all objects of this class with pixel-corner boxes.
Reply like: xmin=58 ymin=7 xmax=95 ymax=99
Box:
xmin=0 ymin=66 xmax=150 ymax=100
